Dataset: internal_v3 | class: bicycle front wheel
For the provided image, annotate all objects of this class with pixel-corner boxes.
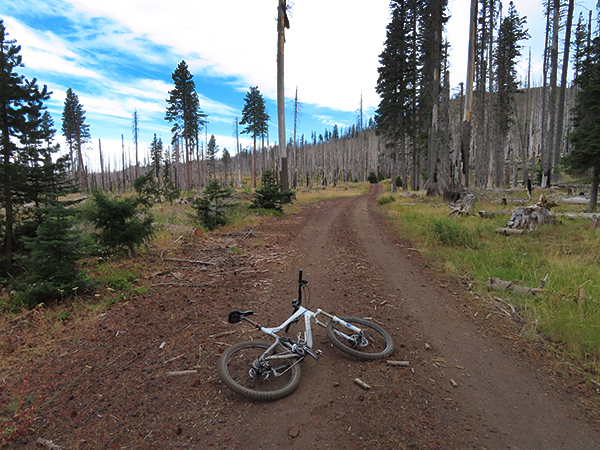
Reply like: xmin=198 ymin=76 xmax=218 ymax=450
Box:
xmin=326 ymin=317 xmax=394 ymax=360
xmin=218 ymin=340 xmax=301 ymax=401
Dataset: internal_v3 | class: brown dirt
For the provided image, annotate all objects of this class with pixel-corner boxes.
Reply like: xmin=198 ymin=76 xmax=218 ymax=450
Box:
xmin=1 ymin=184 xmax=599 ymax=449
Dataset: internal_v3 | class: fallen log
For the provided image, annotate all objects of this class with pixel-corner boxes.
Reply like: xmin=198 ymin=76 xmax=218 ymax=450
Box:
xmin=495 ymin=227 xmax=525 ymax=236
xmin=480 ymin=210 xmax=512 ymax=218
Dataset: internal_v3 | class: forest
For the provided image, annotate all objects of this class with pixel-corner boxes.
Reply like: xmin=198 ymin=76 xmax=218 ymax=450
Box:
xmin=1 ymin=0 xmax=600 ymax=309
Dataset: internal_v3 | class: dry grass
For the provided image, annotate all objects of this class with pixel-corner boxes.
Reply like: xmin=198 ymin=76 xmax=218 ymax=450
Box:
xmin=378 ymin=186 xmax=600 ymax=369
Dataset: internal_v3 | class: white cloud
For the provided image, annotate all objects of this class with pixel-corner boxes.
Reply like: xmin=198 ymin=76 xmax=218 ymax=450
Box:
xmin=3 ymin=16 xmax=101 ymax=79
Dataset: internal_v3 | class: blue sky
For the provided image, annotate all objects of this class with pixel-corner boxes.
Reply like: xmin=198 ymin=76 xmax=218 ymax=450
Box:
xmin=1 ymin=0 xmax=596 ymax=171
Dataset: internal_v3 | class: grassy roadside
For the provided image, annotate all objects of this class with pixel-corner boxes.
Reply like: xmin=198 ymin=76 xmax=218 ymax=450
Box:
xmin=376 ymin=183 xmax=600 ymax=371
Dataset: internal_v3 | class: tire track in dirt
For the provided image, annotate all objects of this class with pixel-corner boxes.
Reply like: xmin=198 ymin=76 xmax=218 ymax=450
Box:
xmin=227 ymin=185 xmax=599 ymax=449
xmin=342 ymin=186 xmax=600 ymax=449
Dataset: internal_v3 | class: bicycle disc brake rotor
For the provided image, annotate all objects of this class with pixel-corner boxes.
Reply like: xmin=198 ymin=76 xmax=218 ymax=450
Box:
xmin=350 ymin=334 xmax=369 ymax=347
xmin=249 ymin=359 xmax=271 ymax=380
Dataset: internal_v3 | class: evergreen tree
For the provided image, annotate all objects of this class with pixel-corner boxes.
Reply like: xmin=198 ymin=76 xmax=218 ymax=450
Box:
xmin=250 ymin=169 xmax=293 ymax=212
xmin=493 ymin=1 xmax=528 ymax=187
xmin=375 ymin=0 xmax=419 ymax=191
xmin=14 ymin=205 xmax=91 ymax=308
xmin=206 ymin=134 xmax=218 ymax=179
xmin=564 ymin=27 xmax=600 ymax=211
xmin=572 ymin=12 xmax=590 ymax=82
xmin=222 ymin=148 xmax=232 ymax=184
xmin=149 ymin=133 xmax=163 ymax=186
xmin=162 ymin=148 xmax=180 ymax=203
xmin=0 ymin=19 xmax=50 ymax=272
xmin=85 ymin=190 xmax=154 ymax=257
xmin=240 ymin=86 xmax=269 ymax=188
xmin=191 ymin=179 xmax=234 ymax=231
xmin=165 ymin=60 xmax=207 ymax=190
xmin=61 ymin=87 xmax=90 ymax=189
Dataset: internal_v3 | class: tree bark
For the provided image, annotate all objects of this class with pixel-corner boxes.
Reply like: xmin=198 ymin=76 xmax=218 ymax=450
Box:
xmin=552 ymin=0 xmax=574 ymax=184
xmin=461 ymin=0 xmax=477 ymax=188
xmin=277 ymin=0 xmax=289 ymax=191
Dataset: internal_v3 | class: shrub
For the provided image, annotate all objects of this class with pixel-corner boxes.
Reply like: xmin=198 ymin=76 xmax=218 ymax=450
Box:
xmin=367 ymin=172 xmax=378 ymax=184
xmin=431 ymin=218 xmax=476 ymax=248
xmin=378 ymin=195 xmax=396 ymax=205
xmin=395 ymin=175 xmax=403 ymax=188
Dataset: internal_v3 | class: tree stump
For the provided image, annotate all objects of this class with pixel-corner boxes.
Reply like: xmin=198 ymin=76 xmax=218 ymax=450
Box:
xmin=447 ymin=194 xmax=475 ymax=217
xmin=506 ymin=205 xmax=559 ymax=230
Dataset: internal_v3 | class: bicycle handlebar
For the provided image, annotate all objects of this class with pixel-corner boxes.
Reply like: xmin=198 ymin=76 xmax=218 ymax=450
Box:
xmin=286 ymin=269 xmax=307 ymax=333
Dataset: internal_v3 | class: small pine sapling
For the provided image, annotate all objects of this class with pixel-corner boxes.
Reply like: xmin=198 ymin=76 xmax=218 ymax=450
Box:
xmin=250 ymin=169 xmax=294 ymax=212
xmin=191 ymin=179 xmax=235 ymax=230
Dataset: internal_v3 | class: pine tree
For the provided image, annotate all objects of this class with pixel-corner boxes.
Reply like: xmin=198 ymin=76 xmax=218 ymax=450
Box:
xmin=250 ymin=169 xmax=293 ymax=212
xmin=86 ymin=190 xmax=154 ymax=257
xmin=240 ymin=86 xmax=269 ymax=188
xmin=191 ymin=179 xmax=234 ymax=230
xmin=0 ymin=19 xmax=51 ymax=272
xmin=206 ymin=134 xmax=218 ymax=179
xmin=149 ymin=133 xmax=163 ymax=186
xmin=165 ymin=60 xmax=207 ymax=190
xmin=493 ymin=1 xmax=528 ymax=187
xmin=375 ymin=0 xmax=419 ymax=192
xmin=15 ymin=205 xmax=91 ymax=308
xmin=61 ymin=88 xmax=90 ymax=189
xmin=564 ymin=28 xmax=600 ymax=211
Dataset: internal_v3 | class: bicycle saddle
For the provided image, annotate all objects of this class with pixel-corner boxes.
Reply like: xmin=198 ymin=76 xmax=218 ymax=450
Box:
xmin=228 ymin=310 xmax=254 ymax=324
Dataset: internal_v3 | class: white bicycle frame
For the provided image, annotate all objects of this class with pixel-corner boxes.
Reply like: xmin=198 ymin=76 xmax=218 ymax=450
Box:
xmin=250 ymin=306 xmax=364 ymax=362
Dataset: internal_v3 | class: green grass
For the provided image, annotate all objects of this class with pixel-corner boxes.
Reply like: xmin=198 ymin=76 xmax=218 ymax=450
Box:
xmin=381 ymin=191 xmax=600 ymax=361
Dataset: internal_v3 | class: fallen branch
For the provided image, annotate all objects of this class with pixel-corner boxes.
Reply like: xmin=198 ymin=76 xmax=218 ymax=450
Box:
xmin=36 ymin=438 xmax=63 ymax=449
xmin=165 ymin=370 xmax=198 ymax=377
xmin=488 ymin=277 xmax=542 ymax=297
xmin=163 ymin=354 xmax=185 ymax=364
xmin=495 ymin=227 xmax=525 ymax=236
xmin=209 ymin=330 xmax=237 ymax=339
xmin=353 ymin=378 xmax=371 ymax=390
xmin=386 ymin=360 xmax=410 ymax=367
xmin=150 ymin=282 xmax=215 ymax=288
xmin=163 ymin=257 xmax=216 ymax=265
xmin=493 ymin=296 xmax=516 ymax=314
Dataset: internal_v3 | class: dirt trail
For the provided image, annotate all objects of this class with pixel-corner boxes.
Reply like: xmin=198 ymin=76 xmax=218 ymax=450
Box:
xmin=231 ymin=184 xmax=599 ymax=449
xmin=3 ymin=185 xmax=599 ymax=449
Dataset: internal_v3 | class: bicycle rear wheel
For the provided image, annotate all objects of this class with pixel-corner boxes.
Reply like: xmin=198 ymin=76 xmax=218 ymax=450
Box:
xmin=326 ymin=317 xmax=394 ymax=360
xmin=218 ymin=340 xmax=301 ymax=401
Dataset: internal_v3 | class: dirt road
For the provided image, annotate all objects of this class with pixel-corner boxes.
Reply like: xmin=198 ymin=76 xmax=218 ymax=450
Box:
xmin=224 ymin=184 xmax=600 ymax=449
xmin=3 ymin=185 xmax=599 ymax=449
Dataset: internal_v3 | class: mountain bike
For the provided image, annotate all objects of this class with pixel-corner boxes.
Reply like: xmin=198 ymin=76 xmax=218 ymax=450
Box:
xmin=218 ymin=269 xmax=395 ymax=401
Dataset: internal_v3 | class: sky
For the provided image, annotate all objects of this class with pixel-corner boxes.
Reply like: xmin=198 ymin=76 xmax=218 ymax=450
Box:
xmin=0 ymin=0 xmax=597 ymax=171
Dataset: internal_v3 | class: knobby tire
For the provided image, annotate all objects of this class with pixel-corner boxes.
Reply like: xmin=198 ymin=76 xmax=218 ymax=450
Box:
xmin=218 ymin=340 xmax=301 ymax=401
xmin=326 ymin=317 xmax=394 ymax=360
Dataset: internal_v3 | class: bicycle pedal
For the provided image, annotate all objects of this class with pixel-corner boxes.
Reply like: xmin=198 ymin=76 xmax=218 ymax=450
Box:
xmin=316 ymin=349 xmax=323 ymax=357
